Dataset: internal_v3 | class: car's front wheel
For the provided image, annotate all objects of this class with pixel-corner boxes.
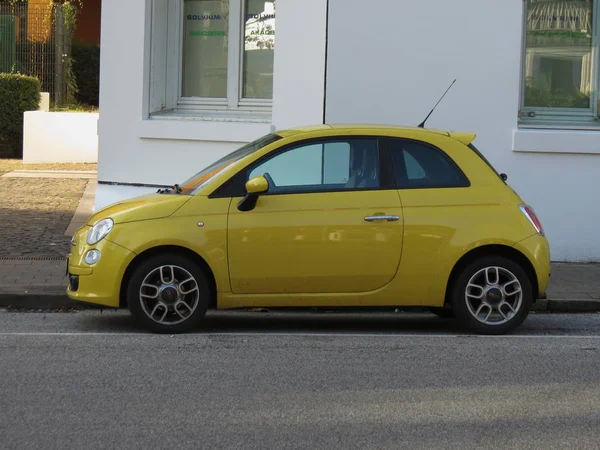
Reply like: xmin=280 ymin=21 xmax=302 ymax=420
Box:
xmin=127 ymin=253 xmax=210 ymax=333
xmin=451 ymin=256 xmax=533 ymax=335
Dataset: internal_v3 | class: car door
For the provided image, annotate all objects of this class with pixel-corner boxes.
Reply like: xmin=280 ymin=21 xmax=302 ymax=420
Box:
xmin=226 ymin=137 xmax=404 ymax=295
xmin=385 ymin=136 xmax=474 ymax=302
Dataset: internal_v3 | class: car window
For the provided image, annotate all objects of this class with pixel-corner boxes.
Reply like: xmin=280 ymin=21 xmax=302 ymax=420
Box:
xmin=403 ymin=151 xmax=426 ymax=180
xmin=248 ymin=139 xmax=379 ymax=193
xmin=390 ymin=140 xmax=469 ymax=189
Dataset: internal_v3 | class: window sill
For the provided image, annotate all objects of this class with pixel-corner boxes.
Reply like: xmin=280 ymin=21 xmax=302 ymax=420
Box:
xmin=513 ymin=128 xmax=600 ymax=155
xmin=518 ymin=121 xmax=600 ymax=131
xmin=137 ymin=111 xmax=273 ymax=143
xmin=153 ymin=107 xmax=272 ymax=122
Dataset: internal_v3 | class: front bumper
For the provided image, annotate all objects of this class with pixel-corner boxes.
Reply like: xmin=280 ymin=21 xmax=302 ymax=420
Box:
xmin=513 ymin=233 xmax=551 ymax=299
xmin=66 ymin=227 xmax=135 ymax=308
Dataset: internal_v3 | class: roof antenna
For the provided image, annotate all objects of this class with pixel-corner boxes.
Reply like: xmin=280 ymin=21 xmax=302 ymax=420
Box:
xmin=418 ymin=79 xmax=457 ymax=128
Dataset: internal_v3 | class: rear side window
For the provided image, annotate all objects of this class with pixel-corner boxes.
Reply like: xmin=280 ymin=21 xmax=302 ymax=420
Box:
xmin=389 ymin=139 xmax=470 ymax=189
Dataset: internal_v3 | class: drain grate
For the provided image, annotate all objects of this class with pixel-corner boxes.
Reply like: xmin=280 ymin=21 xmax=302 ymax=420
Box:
xmin=0 ymin=256 xmax=67 ymax=261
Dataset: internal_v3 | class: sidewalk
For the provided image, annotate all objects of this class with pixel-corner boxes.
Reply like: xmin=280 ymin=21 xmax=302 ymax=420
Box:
xmin=0 ymin=165 xmax=97 ymax=308
xmin=0 ymin=164 xmax=599 ymax=311
xmin=0 ymin=258 xmax=599 ymax=311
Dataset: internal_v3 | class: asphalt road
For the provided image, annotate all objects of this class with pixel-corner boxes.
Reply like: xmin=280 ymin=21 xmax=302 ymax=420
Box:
xmin=1 ymin=310 xmax=600 ymax=450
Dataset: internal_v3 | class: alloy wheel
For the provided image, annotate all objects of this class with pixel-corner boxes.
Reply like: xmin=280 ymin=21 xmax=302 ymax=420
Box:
xmin=139 ymin=265 xmax=200 ymax=325
xmin=464 ymin=266 xmax=523 ymax=326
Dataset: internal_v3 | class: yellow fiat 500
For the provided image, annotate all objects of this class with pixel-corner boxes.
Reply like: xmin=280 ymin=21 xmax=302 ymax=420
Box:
xmin=67 ymin=125 xmax=550 ymax=335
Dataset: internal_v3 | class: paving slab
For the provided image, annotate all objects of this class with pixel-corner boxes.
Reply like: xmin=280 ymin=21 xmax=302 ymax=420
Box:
xmin=0 ymin=259 xmax=599 ymax=312
xmin=65 ymin=180 xmax=97 ymax=236
xmin=547 ymin=262 xmax=600 ymax=299
xmin=0 ymin=178 xmax=89 ymax=258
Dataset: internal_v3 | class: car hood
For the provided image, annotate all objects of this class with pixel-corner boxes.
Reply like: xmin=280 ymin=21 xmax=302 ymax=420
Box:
xmin=86 ymin=193 xmax=192 ymax=226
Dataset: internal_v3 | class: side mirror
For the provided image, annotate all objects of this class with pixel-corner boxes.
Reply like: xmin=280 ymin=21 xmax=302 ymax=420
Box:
xmin=238 ymin=176 xmax=269 ymax=211
xmin=500 ymin=173 xmax=508 ymax=181
xmin=245 ymin=176 xmax=269 ymax=194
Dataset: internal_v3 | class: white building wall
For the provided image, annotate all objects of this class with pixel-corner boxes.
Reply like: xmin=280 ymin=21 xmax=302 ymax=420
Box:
xmin=325 ymin=0 xmax=600 ymax=262
xmin=271 ymin=0 xmax=327 ymax=130
xmin=97 ymin=0 xmax=326 ymax=210
xmin=99 ymin=0 xmax=599 ymax=261
xmin=97 ymin=0 xmax=270 ymax=208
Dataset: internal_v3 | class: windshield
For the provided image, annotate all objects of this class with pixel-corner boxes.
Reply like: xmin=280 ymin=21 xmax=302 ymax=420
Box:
xmin=178 ymin=133 xmax=282 ymax=195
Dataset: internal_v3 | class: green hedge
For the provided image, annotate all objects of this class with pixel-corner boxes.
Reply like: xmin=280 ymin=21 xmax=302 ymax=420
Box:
xmin=71 ymin=42 xmax=100 ymax=107
xmin=0 ymin=74 xmax=41 ymax=158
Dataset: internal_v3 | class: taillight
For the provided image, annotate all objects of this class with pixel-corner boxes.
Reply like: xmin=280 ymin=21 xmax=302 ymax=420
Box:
xmin=519 ymin=204 xmax=544 ymax=236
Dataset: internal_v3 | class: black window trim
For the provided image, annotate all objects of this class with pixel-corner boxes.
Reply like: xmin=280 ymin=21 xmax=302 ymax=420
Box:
xmin=209 ymin=135 xmax=396 ymax=198
xmin=383 ymin=137 xmax=471 ymax=190
xmin=467 ymin=143 xmax=507 ymax=185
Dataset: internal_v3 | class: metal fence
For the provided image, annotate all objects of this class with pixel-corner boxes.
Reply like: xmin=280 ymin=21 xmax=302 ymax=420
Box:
xmin=0 ymin=1 xmax=72 ymax=103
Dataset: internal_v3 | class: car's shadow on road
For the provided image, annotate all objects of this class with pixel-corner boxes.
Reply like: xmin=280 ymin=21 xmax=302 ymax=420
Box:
xmin=76 ymin=309 xmax=471 ymax=335
xmin=199 ymin=311 xmax=468 ymax=334
xmin=71 ymin=309 xmax=593 ymax=336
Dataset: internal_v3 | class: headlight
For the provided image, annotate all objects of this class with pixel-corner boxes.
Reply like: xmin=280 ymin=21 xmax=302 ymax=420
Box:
xmin=84 ymin=250 xmax=101 ymax=265
xmin=87 ymin=218 xmax=114 ymax=245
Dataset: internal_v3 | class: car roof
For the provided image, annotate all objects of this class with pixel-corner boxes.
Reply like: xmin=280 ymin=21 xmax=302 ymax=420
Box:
xmin=274 ymin=124 xmax=476 ymax=146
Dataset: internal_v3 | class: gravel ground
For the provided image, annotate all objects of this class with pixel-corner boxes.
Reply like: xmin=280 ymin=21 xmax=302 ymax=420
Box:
xmin=0 ymin=178 xmax=88 ymax=258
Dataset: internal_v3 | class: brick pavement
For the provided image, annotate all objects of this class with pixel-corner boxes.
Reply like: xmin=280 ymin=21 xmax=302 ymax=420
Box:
xmin=0 ymin=177 xmax=88 ymax=258
xmin=0 ymin=259 xmax=66 ymax=295
xmin=0 ymin=259 xmax=597 ymax=304
xmin=0 ymin=168 xmax=94 ymax=304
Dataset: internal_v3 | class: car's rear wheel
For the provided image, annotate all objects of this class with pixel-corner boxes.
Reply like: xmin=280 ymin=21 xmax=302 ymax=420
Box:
xmin=127 ymin=253 xmax=210 ymax=334
xmin=451 ymin=256 xmax=533 ymax=335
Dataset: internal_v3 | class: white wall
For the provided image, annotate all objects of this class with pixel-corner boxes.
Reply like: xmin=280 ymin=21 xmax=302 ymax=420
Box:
xmin=95 ymin=185 xmax=158 ymax=211
xmin=98 ymin=0 xmax=600 ymax=260
xmin=23 ymin=112 xmax=98 ymax=163
xmin=98 ymin=0 xmax=327 ymax=209
xmin=271 ymin=0 xmax=327 ymax=130
xmin=325 ymin=0 xmax=600 ymax=262
xmin=98 ymin=0 xmax=269 ymax=188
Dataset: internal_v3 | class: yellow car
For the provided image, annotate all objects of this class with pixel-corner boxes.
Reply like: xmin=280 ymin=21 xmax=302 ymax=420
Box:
xmin=67 ymin=125 xmax=550 ymax=335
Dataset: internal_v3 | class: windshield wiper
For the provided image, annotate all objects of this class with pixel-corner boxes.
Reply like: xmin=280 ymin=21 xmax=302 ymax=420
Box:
xmin=156 ymin=184 xmax=182 ymax=194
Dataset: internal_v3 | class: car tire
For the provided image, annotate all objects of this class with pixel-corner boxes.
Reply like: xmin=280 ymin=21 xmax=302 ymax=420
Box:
xmin=451 ymin=256 xmax=533 ymax=335
xmin=429 ymin=307 xmax=455 ymax=319
xmin=127 ymin=253 xmax=210 ymax=334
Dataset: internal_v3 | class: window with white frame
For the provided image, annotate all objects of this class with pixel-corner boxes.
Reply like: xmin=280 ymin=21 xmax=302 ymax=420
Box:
xmin=520 ymin=0 xmax=600 ymax=127
xmin=148 ymin=0 xmax=275 ymax=117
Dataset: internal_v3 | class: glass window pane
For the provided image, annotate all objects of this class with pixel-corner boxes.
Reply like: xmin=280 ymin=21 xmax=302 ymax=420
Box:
xmin=248 ymin=139 xmax=378 ymax=193
xmin=250 ymin=144 xmax=323 ymax=187
xmin=243 ymin=0 xmax=275 ymax=99
xmin=403 ymin=151 xmax=426 ymax=180
xmin=390 ymin=141 xmax=467 ymax=188
xmin=182 ymin=0 xmax=229 ymax=98
xmin=524 ymin=0 xmax=594 ymax=109
xmin=323 ymin=143 xmax=350 ymax=184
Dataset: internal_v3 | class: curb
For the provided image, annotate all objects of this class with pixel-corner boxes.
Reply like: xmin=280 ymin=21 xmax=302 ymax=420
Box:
xmin=546 ymin=299 xmax=600 ymax=313
xmin=1 ymin=291 xmax=600 ymax=313
xmin=0 ymin=292 xmax=86 ymax=310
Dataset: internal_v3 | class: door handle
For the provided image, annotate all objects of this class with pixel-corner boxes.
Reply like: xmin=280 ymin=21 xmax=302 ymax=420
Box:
xmin=364 ymin=215 xmax=400 ymax=222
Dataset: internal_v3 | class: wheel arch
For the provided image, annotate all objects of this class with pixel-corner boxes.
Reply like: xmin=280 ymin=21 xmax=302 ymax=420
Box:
xmin=119 ymin=245 xmax=218 ymax=310
xmin=444 ymin=244 xmax=539 ymax=307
